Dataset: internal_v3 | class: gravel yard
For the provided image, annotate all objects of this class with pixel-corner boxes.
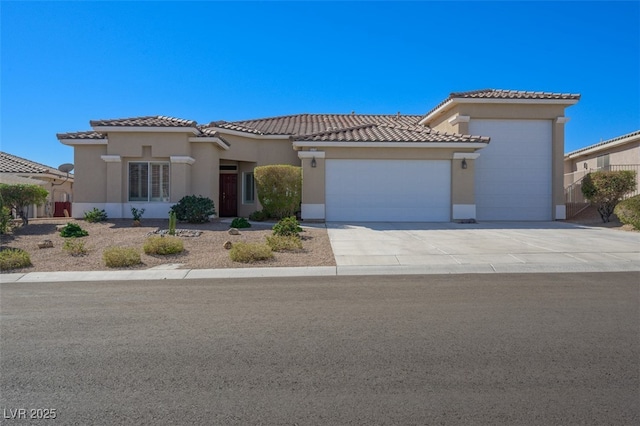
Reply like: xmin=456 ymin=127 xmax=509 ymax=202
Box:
xmin=0 ymin=218 xmax=336 ymax=273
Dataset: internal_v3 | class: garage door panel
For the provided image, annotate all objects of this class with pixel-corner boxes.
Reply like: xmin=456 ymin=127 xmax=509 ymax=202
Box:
xmin=326 ymin=160 xmax=451 ymax=222
xmin=471 ymin=120 xmax=552 ymax=221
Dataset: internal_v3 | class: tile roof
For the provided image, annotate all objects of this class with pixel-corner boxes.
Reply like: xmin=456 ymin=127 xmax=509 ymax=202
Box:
xmin=565 ymin=129 xmax=640 ymax=157
xmin=90 ymin=115 xmax=197 ymax=127
xmin=450 ymin=88 xmax=581 ymax=101
xmin=211 ymin=113 xmax=424 ymax=136
xmin=56 ymin=131 xmax=106 ymax=140
xmin=422 ymin=88 xmax=581 ymax=122
xmin=293 ymin=123 xmax=490 ymax=143
xmin=0 ymin=151 xmax=63 ymax=175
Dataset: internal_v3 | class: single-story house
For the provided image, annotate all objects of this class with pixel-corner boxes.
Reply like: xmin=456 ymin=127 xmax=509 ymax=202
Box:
xmin=57 ymin=88 xmax=579 ymax=222
xmin=0 ymin=151 xmax=74 ymax=218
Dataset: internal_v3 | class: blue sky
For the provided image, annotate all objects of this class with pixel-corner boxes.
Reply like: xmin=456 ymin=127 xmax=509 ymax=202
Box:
xmin=1 ymin=1 xmax=639 ymax=170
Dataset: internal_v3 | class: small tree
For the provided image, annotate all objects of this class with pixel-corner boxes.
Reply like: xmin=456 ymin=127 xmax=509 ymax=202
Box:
xmin=254 ymin=165 xmax=301 ymax=219
xmin=0 ymin=184 xmax=49 ymax=226
xmin=581 ymin=170 xmax=637 ymax=223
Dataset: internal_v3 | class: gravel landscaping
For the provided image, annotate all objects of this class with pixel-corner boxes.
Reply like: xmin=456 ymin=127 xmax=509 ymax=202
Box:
xmin=0 ymin=218 xmax=336 ymax=273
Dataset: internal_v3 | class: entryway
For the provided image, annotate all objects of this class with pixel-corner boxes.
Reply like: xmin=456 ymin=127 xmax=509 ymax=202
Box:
xmin=219 ymin=174 xmax=237 ymax=217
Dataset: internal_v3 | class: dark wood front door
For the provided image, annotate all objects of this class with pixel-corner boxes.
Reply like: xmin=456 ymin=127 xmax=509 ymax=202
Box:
xmin=219 ymin=174 xmax=238 ymax=217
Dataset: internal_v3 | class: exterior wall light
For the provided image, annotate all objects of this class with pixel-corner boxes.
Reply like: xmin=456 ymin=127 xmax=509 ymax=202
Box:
xmin=461 ymin=158 xmax=467 ymax=169
xmin=311 ymin=157 xmax=317 ymax=168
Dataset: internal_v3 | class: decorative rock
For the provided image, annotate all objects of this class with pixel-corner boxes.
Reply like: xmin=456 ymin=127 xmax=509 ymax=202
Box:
xmin=228 ymin=228 xmax=240 ymax=235
xmin=56 ymin=224 xmax=67 ymax=231
xmin=38 ymin=240 xmax=54 ymax=249
xmin=223 ymin=241 xmax=233 ymax=250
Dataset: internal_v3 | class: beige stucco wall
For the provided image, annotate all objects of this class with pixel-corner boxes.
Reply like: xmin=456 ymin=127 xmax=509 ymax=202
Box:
xmin=73 ymin=145 xmax=108 ymax=203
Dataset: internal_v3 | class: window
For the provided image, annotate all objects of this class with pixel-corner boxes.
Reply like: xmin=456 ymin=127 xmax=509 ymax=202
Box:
xmin=243 ymin=172 xmax=255 ymax=204
xmin=129 ymin=162 xmax=169 ymax=202
xmin=596 ymin=154 xmax=610 ymax=170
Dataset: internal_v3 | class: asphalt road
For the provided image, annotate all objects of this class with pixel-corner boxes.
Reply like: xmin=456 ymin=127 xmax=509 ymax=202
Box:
xmin=1 ymin=273 xmax=638 ymax=425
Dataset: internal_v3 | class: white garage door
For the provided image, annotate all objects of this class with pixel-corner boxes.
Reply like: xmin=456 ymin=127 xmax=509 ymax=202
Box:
xmin=325 ymin=159 xmax=451 ymax=222
xmin=470 ymin=119 xmax=552 ymax=221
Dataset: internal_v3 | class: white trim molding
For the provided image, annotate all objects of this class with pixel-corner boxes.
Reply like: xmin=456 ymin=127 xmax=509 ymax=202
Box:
xmin=301 ymin=204 xmax=325 ymax=220
xmin=298 ymin=151 xmax=326 ymax=159
xmin=448 ymin=115 xmax=470 ymax=126
xmin=101 ymin=155 xmax=121 ymax=163
xmin=556 ymin=116 xmax=571 ymax=124
xmin=452 ymin=204 xmax=476 ymax=220
xmin=60 ymin=139 xmax=108 ymax=146
xmin=170 ymin=156 xmax=196 ymax=165
xmin=555 ymin=205 xmax=567 ymax=220
xmin=453 ymin=152 xmax=481 ymax=160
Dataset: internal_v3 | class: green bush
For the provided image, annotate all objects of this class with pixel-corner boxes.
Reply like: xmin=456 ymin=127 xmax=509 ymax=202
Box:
xmin=272 ymin=216 xmax=302 ymax=237
xmin=0 ymin=206 xmax=13 ymax=234
xmin=266 ymin=234 xmax=303 ymax=252
xmin=103 ymin=247 xmax=142 ymax=268
xmin=60 ymin=223 xmax=89 ymax=238
xmin=83 ymin=208 xmax=108 ymax=223
xmin=248 ymin=210 xmax=269 ymax=222
xmin=0 ymin=248 xmax=32 ymax=271
xmin=170 ymin=195 xmax=216 ymax=223
xmin=131 ymin=207 xmax=145 ymax=221
xmin=254 ymin=165 xmax=301 ymax=219
xmin=168 ymin=211 xmax=177 ymax=235
xmin=143 ymin=235 xmax=184 ymax=255
xmin=231 ymin=217 xmax=251 ymax=228
xmin=614 ymin=194 xmax=640 ymax=230
xmin=0 ymin=183 xmax=48 ymax=226
xmin=582 ymin=170 xmax=637 ymax=223
xmin=229 ymin=242 xmax=273 ymax=263
xmin=63 ymin=239 xmax=88 ymax=256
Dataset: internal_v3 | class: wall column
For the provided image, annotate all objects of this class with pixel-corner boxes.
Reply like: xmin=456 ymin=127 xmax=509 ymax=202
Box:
xmin=451 ymin=152 xmax=480 ymax=220
xmin=170 ymin=156 xmax=195 ymax=202
xmin=553 ymin=117 xmax=570 ymax=220
xmin=298 ymin=151 xmax=325 ymax=221
xmin=101 ymin=155 xmax=122 ymax=218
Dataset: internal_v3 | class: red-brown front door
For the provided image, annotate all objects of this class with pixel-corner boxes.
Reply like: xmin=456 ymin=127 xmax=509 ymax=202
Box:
xmin=219 ymin=174 xmax=238 ymax=217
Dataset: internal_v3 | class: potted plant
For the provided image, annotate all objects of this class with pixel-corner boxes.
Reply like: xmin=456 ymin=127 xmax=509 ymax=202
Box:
xmin=131 ymin=207 xmax=145 ymax=226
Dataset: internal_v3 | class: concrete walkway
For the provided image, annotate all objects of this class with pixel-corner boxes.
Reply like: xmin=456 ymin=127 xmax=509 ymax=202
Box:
xmin=1 ymin=222 xmax=638 ymax=283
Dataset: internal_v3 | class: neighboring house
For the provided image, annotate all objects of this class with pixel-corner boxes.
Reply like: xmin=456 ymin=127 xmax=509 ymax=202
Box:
xmin=0 ymin=151 xmax=74 ymax=218
xmin=57 ymin=89 xmax=579 ymax=222
xmin=563 ymin=130 xmax=640 ymax=218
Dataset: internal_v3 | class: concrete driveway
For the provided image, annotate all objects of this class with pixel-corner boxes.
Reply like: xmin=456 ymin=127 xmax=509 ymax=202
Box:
xmin=327 ymin=222 xmax=640 ymax=275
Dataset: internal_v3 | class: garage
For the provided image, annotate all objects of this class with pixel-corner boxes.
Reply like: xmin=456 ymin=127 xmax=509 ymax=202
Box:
xmin=471 ymin=119 xmax=552 ymax=221
xmin=325 ymin=159 xmax=451 ymax=222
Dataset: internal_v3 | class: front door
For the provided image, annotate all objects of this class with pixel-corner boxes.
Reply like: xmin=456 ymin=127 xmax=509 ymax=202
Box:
xmin=219 ymin=174 xmax=238 ymax=217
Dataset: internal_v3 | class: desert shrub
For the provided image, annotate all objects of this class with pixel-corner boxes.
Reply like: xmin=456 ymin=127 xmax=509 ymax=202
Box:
xmin=131 ymin=207 xmax=145 ymax=221
xmin=168 ymin=211 xmax=177 ymax=235
xmin=272 ymin=216 xmax=302 ymax=237
xmin=0 ymin=248 xmax=32 ymax=271
xmin=229 ymin=242 xmax=273 ymax=263
xmin=170 ymin=195 xmax=216 ymax=223
xmin=143 ymin=235 xmax=184 ymax=255
xmin=83 ymin=207 xmax=108 ymax=223
xmin=614 ymin=194 xmax=640 ymax=230
xmin=254 ymin=165 xmax=301 ymax=219
xmin=60 ymin=223 xmax=89 ymax=238
xmin=63 ymin=239 xmax=88 ymax=256
xmin=582 ymin=170 xmax=637 ymax=223
xmin=103 ymin=247 xmax=142 ymax=268
xmin=248 ymin=210 xmax=269 ymax=222
xmin=266 ymin=234 xmax=303 ymax=252
xmin=231 ymin=217 xmax=251 ymax=228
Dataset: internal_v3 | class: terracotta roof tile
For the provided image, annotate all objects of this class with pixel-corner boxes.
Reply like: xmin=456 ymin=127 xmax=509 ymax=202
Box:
xmin=293 ymin=123 xmax=490 ymax=144
xmin=565 ymin=129 xmax=640 ymax=156
xmin=213 ymin=113 xmax=424 ymax=136
xmin=90 ymin=115 xmax=197 ymax=127
xmin=423 ymin=88 xmax=581 ymax=122
xmin=1 ymin=151 xmax=57 ymax=174
xmin=56 ymin=131 xmax=106 ymax=140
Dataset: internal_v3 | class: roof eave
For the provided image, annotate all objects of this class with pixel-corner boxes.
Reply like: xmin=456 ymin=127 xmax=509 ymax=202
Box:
xmin=91 ymin=126 xmax=199 ymax=135
xmin=292 ymin=141 xmax=488 ymax=150
xmin=565 ymin=133 xmax=640 ymax=159
xmin=419 ymin=97 xmax=580 ymax=126
xmin=58 ymin=138 xmax=108 ymax=146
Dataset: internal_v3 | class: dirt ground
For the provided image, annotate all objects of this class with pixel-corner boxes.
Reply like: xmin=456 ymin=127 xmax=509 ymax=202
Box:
xmin=0 ymin=218 xmax=336 ymax=273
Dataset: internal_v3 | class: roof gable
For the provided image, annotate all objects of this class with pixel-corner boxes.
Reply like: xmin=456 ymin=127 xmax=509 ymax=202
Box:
xmin=90 ymin=115 xmax=197 ymax=128
xmin=565 ymin=129 xmax=640 ymax=158
xmin=0 ymin=151 xmax=62 ymax=175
